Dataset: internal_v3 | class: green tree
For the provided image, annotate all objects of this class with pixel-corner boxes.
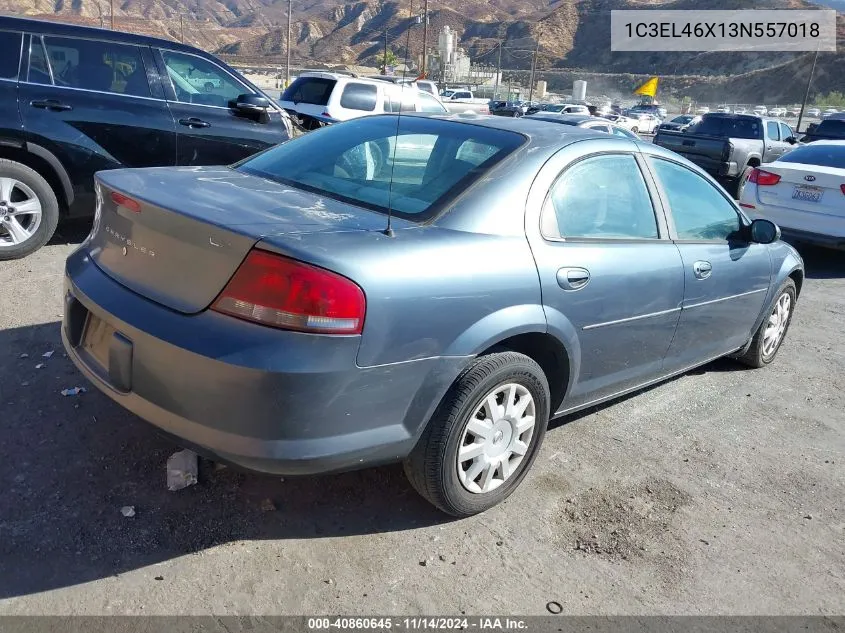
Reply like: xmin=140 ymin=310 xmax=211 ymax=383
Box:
xmin=815 ymin=91 xmax=845 ymax=108
xmin=378 ymin=50 xmax=400 ymax=74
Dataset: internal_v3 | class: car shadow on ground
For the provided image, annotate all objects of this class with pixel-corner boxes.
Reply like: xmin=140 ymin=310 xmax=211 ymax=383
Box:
xmin=787 ymin=242 xmax=845 ymax=279
xmin=0 ymin=320 xmax=449 ymax=600
xmin=48 ymin=218 xmax=93 ymax=248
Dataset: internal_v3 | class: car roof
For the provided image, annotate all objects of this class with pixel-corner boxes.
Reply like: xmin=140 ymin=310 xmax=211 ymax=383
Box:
xmin=0 ymin=14 xmax=211 ymax=54
xmin=524 ymin=113 xmax=594 ymax=124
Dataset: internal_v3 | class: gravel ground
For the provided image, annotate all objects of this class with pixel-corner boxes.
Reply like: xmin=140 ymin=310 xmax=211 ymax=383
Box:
xmin=0 ymin=222 xmax=842 ymax=616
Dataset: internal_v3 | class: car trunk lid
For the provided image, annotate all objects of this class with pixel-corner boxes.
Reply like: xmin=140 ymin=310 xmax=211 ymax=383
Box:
xmin=88 ymin=166 xmax=400 ymax=314
xmin=755 ymin=162 xmax=845 ymax=216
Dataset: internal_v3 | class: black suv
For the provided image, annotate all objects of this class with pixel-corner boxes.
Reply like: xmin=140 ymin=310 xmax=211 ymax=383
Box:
xmin=0 ymin=16 xmax=293 ymax=259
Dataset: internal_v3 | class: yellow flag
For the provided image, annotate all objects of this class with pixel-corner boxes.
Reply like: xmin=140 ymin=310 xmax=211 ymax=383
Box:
xmin=633 ymin=77 xmax=659 ymax=98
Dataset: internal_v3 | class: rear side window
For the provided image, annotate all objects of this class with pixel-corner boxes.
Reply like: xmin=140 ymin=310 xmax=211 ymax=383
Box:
xmin=237 ymin=115 xmax=524 ymax=222
xmin=779 ymin=123 xmax=793 ymax=140
xmin=776 ymin=143 xmax=845 ymax=169
xmin=339 ymin=82 xmax=377 ymax=112
xmin=0 ymin=31 xmax=22 ymax=79
xmin=282 ymin=77 xmax=335 ymax=106
xmin=814 ymin=120 xmax=845 ymax=136
xmin=37 ymin=36 xmax=151 ymax=97
xmin=766 ymin=121 xmax=780 ymax=140
xmin=543 ymin=154 xmax=658 ymax=240
xmin=688 ymin=116 xmax=761 ymax=139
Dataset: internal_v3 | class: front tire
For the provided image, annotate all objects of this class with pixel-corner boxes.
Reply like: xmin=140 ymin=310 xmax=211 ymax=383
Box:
xmin=0 ymin=159 xmax=60 ymax=261
xmin=403 ymin=351 xmax=550 ymax=517
xmin=738 ymin=279 xmax=796 ymax=368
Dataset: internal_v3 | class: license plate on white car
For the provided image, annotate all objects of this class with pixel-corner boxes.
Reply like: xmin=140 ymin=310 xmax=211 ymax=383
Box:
xmin=792 ymin=185 xmax=822 ymax=203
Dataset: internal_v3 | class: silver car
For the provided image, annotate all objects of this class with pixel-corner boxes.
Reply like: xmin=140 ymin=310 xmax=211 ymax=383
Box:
xmin=62 ymin=114 xmax=804 ymax=516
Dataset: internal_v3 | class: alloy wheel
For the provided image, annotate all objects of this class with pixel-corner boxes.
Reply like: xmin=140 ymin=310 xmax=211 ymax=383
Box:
xmin=762 ymin=292 xmax=791 ymax=357
xmin=0 ymin=177 xmax=43 ymax=248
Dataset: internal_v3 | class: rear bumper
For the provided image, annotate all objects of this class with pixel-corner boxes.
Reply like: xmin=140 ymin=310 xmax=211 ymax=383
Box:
xmin=61 ymin=249 xmax=467 ymax=475
xmin=746 ymin=198 xmax=845 ymax=250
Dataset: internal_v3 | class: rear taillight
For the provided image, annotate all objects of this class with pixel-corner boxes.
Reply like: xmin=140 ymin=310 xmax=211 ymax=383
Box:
xmin=212 ymin=250 xmax=365 ymax=335
xmin=111 ymin=192 xmax=141 ymax=213
xmin=747 ymin=168 xmax=781 ymax=186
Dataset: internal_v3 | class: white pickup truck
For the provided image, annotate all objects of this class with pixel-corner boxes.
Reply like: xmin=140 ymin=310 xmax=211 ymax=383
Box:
xmin=440 ymin=90 xmax=490 ymax=114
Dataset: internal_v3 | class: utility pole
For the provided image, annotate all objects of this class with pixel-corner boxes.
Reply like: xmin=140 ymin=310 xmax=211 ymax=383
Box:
xmin=796 ymin=47 xmax=820 ymax=134
xmin=180 ymin=15 xmax=185 ymax=43
xmin=528 ymin=33 xmax=540 ymax=102
xmin=285 ymin=0 xmax=292 ymax=88
xmin=494 ymin=38 xmax=502 ymax=99
xmin=383 ymin=28 xmax=389 ymax=74
xmin=421 ymin=0 xmax=429 ymax=78
xmin=110 ymin=0 xmax=114 ymax=29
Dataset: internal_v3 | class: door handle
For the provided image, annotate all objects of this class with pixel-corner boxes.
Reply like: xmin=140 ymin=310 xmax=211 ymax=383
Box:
xmin=179 ymin=117 xmax=211 ymax=128
xmin=693 ymin=260 xmax=712 ymax=280
xmin=30 ymin=99 xmax=72 ymax=111
xmin=557 ymin=267 xmax=591 ymax=291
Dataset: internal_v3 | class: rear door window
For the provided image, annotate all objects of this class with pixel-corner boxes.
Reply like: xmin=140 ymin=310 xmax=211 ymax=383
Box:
xmin=543 ymin=154 xmax=659 ymax=240
xmin=282 ymin=76 xmax=335 ymax=106
xmin=766 ymin=121 xmax=780 ymax=140
xmin=0 ymin=31 xmax=22 ymax=79
xmin=339 ymin=82 xmax=377 ymax=112
xmin=27 ymin=36 xmax=52 ymax=85
xmin=779 ymin=122 xmax=793 ymax=140
xmin=40 ymin=36 xmax=150 ymax=97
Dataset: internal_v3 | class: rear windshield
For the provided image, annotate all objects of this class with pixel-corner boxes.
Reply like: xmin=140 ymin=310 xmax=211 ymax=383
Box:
xmin=777 ymin=143 xmax=845 ymax=169
xmin=812 ymin=120 xmax=845 ymax=137
xmin=237 ymin=115 xmax=525 ymax=222
xmin=687 ymin=116 xmax=761 ymax=139
xmin=282 ymin=77 xmax=336 ymax=105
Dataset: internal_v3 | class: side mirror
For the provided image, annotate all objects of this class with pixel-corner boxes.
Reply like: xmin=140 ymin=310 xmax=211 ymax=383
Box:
xmin=750 ymin=218 xmax=780 ymax=244
xmin=786 ymin=136 xmax=798 ymax=144
xmin=234 ymin=93 xmax=270 ymax=113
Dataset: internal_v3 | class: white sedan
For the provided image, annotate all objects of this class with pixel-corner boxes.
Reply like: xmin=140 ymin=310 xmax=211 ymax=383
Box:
xmin=739 ymin=140 xmax=845 ymax=250
xmin=625 ymin=113 xmax=661 ymax=134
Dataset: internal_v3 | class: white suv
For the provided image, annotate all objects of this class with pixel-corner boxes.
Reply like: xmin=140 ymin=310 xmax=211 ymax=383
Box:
xmin=280 ymin=72 xmax=447 ymax=129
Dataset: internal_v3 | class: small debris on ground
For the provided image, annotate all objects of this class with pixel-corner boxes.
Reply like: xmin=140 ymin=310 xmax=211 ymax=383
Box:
xmin=154 ymin=576 xmax=164 ymax=581
xmin=42 ymin=351 xmax=54 ymax=358
xmin=61 ymin=387 xmax=86 ymax=396
xmin=21 ymin=381 xmax=29 ymax=387
xmin=419 ymin=560 xmax=428 ymax=566
xmin=120 ymin=506 xmax=136 ymax=518
xmin=166 ymin=449 xmax=198 ymax=491
xmin=213 ymin=462 xmax=227 ymax=471
xmin=35 ymin=363 xmax=45 ymax=369
xmin=260 ymin=498 xmax=277 ymax=512
xmin=803 ymin=514 xmax=812 ymax=520
xmin=19 ymin=353 xmax=29 ymax=359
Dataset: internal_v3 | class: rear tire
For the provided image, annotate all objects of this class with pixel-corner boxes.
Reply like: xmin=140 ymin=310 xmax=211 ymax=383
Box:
xmin=733 ymin=166 xmax=755 ymax=199
xmin=403 ymin=351 xmax=550 ymax=517
xmin=737 ymin=279 xmax=796 ymax=368
xmin=0 ymin=159 xmax=60 ymax=261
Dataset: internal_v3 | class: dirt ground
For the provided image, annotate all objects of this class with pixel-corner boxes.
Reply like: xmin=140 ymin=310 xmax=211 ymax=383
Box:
xmin=0 ymin=222 xmax=842 ymax=615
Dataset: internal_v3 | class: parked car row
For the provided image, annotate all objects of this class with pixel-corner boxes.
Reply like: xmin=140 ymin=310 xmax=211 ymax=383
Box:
xmin=698 ymin=105 xmax=839 ymax=119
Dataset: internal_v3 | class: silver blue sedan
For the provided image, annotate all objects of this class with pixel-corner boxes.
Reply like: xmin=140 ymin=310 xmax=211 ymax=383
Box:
xmin=62 ymin=113 xmax=804 ymax=516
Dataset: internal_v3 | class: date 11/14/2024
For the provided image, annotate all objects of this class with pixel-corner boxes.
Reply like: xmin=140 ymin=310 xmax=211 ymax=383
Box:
xmin=307 ymin=617 xmax=528 ymax=630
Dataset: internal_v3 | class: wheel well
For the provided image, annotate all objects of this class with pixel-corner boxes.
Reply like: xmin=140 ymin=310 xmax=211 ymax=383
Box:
xmin=0 ymin=146 xmax=68 ymax=212
xmin=482 ymin=332 xmax=569 ymax=415
xmin=789 ymin=269 xmax=804 ymax=297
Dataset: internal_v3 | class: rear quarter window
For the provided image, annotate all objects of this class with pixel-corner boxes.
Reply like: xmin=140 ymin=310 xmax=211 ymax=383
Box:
xmin=282 ymin=77 xmax=336 ymax=106
xmin=339 ymin=82 xmax=378 ymax=112
xmin=0 ymin=31 xmax=22 ymax=79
